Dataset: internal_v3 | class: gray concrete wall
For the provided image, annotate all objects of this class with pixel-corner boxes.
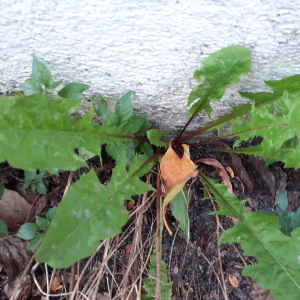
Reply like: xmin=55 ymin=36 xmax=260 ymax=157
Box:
xmin=1 ymin=0 xmax=300 ymax=136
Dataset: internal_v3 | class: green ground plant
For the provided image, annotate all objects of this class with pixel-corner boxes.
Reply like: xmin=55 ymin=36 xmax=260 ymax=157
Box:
xmin=1 ymin=46 xmax=300 ymax=299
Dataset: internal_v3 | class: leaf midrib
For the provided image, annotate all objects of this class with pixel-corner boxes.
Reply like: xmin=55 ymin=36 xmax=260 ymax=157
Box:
xmin=0 ymin=128 xmax=147 ymax=142
xmin=201 ymin=174 xmax=300 ymax=291
xmin=40 ymin=172 xmax=146 ymax=263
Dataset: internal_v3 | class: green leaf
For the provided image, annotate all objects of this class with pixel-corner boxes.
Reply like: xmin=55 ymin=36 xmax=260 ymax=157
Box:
xmin=147 ymin=129 xmax=169 ymax=147
xmin=191 ymin=74 xmax=300 ymax=137
xmin=36 ymin=159 xmax=155 ymax=268
xmin=35 ymin=216 xmax=50 ymax=230
xmin=279 ymin=192 xmax=288 ymax=211
xmin=142 ymin=242 xmax=172 ymax=300
xmin=17 ymin=223 xmax=39 ymax=240
xmin=22 ymin=182 xmax=31 ymax=189
xmin=37 ymin=183 xmax=46 ymax=195
xmin=171 ymin=187 xmax=191 ymax=239
xmin=92 ymin=95 xmax=108 ymax=115
xmin=115 ymin=91 xmax=133 ymax=124
xmin=139 ymin=112 xmax=149 ymax=133
xmin=46 ymin=207 xmax=57 ymax=221
xmin=99 ymin=109 xmax=118 ymax=126
xmin=45 ymin=81 xmax=62 ymax=94
xmin=140 ymin=142 xmax=153 ymax=158
xmin=31 ymin=55 xmax=52 ymax=87
xmin=31 ymin=183 xmax=37 ymax=193
xmin=279 ymin=211 xmax=300 ymax=236
xmin=78 ymin=147 xmax=96 ymax=160
xmin=0 ymin=183 xmax=4 ymax=200
xmin=0 ymin=94 xmax=139 ymax=172
xmin=27 ymin=233 xmax=45 ymax=250
xmin=19 ymin=79 xmax=44 ymax=95
xmin=106 ymin=141 xmax=137 ymax=164
xmin=122 ymin=116 xmax=146 ymax=135
xmin=92 ymin=95 xmax=119 ymax=126
xmin=35 ymin=170 xmax=46 ymax=182
xmin=24 ymin=170 xmax=37 ymax=182
xmin=221 ymin=91 xmax=300 ymax=169
xmin=200 ymin=172 xmax=300 ymax=300
xmin=0 ymin=219 xmax=8 ymax=235
xmin=186 ymin=45 xmax=251 ymax=118
xmin=58 ymin=83 xmax=90 ymax=99
xmin=240 ymin=74 xmax=300 ymax=104
xmin=129 ymin=154 xmax=156 ymax=177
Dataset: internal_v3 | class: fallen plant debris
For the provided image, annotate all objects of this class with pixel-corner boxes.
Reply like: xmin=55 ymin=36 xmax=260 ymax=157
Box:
xmin=1 ymin=45 xmax=300 ymax=299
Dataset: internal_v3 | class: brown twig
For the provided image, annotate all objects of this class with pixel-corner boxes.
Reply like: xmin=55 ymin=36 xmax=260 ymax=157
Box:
xmin=31 ymin=263 xmax=89 ymax=299
xmin=69 ymin=264 xmax=76 ymax=299
xmin=26 ymin=194 xmax=41 ymax=222
xmin=110 ymin=234 xmax=119 ymax=296
xmin=95 ymin=163 xmax=116 ymax=175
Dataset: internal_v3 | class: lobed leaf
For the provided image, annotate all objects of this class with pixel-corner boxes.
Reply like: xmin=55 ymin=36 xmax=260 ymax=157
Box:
xmin=0 ymin=94 xmax=141 ymax=172
xmin=147 ymin=129 xmax=169 ymax=148
xmin=220 ymin=91 xmax=300 ymax=168
xmin=186 ymin=45 xmax=251 ymax=119
xmin=35 ymin=158 xmax=155 ymax=268
xmin=185 ymin=69 xmax=300 ymax=140
xmin=200 ymin=173 xmax=300 ymax=300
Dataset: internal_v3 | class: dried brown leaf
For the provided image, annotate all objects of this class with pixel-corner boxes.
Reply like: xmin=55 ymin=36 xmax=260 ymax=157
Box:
xmin=275 ymin=169 xmax=287 ymax=202
xmin=51 ymin=277 xmax=63 ymax=291
xmin=226 ymin=166 xmax=234 ymax=178
xmin=249 ymin=156 xmax=275 ymax=198
xmin=229 ymin=153 xmax=254 ymax=191
xmin=228 ymin=275 xmax=239 ymax=288
xmin=160 ymin=143 xmax=197 ymax=194
xmin=250 ymin=283 xmax=274 ymax=300
xmin=195 ymin=158 xmax=233 ymax=194
xmin=0 ymin=189 xmax=35 ymax=232
xmin=0 ymin=234 xmax=31 ymax=298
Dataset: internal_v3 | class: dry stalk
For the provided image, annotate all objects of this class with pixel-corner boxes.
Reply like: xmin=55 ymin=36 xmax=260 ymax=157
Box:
xmin=90 ymin=241 xmax=110 ymax=300
xmin=31 ymin=263 xmax=89 ymax=299
xmin=200 ymin=177 xmax=228 ymax=300
xmin=155 ymin=166 xmax=162 ymax=300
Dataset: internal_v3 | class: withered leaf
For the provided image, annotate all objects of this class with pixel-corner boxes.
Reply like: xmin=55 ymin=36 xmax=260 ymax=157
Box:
xmin=0 ymin=189 xmax=35 ymax=232
xmin=161 ymin=143 xmax=197 ymax=194
xmin=51 ymin=277 xmax=63 ymax=291
xmin=228 ymin=274 xmax=239 ymax=288
xmin=0 ymin=234 xmax=31 ymax=295
xmin=195 ymin=158 xmax=233 ymax=194
xmin=229 ymin=153 xmax=254 ymax=191
xmin=249 ymin=155 xmax=275 ymax=198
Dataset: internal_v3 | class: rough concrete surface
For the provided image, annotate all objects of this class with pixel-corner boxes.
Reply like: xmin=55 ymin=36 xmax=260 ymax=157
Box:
xmin=1 ymin=0 xmax=300 ymax=137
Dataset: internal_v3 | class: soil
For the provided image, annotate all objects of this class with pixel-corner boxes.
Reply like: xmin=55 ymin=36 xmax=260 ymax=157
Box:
xmin=1 ymin=141 xmax=300 ymax=300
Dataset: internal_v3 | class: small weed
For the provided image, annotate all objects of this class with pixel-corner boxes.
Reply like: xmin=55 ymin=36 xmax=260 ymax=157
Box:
xmin=1 ymin=46 xmax=300 ymax=299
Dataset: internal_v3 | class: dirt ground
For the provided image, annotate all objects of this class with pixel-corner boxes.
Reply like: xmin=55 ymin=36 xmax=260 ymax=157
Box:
xmin=1 ymin=139 xmax=299 ymax=300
